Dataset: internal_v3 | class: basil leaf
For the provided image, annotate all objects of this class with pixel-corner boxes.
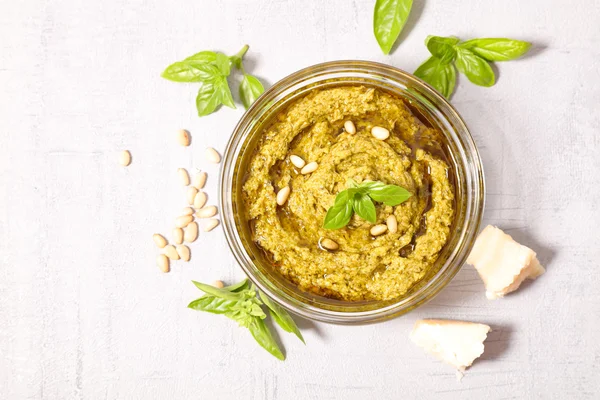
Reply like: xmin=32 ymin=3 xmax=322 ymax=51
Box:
xmin=188 ymin=296 xmax=237 ymax=314
xmin=323 ymin=199 xmax=353 ymax=230
xmin=218 ymin=78 xmax=236 ymax=109
xmin=161 ymin=62 xmax=221 ymax=83
xmin=239 ymin=74 xmax=265 ymax=109
xmin=192 ymin=280 xmax=241 ymax=300
xmin=373 ymin=0 xmax=413 ymax=55
xmin=225 ymin=279 xmax=249 ymax=292
xmin=352 ymin=193 xmax=376 ymax=223
xmin=455 ymin=47 xmax=495 ymax=87
xmin=213 ymin=52 xmax=232 ymax=76
xmin=183 ymin=50 xmax=218 ymax=64
xmin=426 ymin=36 xmax=459 ymax=64
xmin=248 ymin=318 xmax=285 ymax=360
xmin=367 ymin=185 xmax=412 ymax=206
xmin=259 ymin=291 xmax=305 ymax=343
xmin=459 ymin=38 xmax=531 ymax=62
xmin=414 ymin=56 xmax=457 ymax=98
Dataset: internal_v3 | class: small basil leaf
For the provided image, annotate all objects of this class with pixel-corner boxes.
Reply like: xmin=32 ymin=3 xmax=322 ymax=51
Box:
xmin=414 ymin=56 xmax=457 ymax=98
xmin=161 ymin=62 xmax=221 ymax=83
xmin=188 ymin=296 xmax=237 ymax=314
xmin=248 ymin=318 xmax=285 ymax=360
xmin=323 ymin=200 xmax=353 ymax=230
xmin=373 ymin=0 xmax=414 ymax=54
xmin=183 ymin=50 xmax=218 ymax=64
xmin=192 ymin=280 xmax=241 ymax=300
xmin=333 ymin=189 xmax=352 ymax=205
xmin=239 ymin=74 xmax=265 ymax=109
xmin=367 ymin=185 xmax=412 ymax=206
xmin=426 ymin=36 xmax=459 ymax=65
xmin=225 ymin=279 xmax=250 ymax=292
xmin=459 ymin=38 xmax=531 ymax=62
xmin=259 ymin=291 xmax=305 ymax=343
xmin=455 ymin=47 xmax=496 ymax=87
xmin=352 ymin=193 xmax=377 ymax=223
xmin=213 ymin=52 xmax=232 ymax=76
xmin=217 ymin=78 xmax=236 ymax=109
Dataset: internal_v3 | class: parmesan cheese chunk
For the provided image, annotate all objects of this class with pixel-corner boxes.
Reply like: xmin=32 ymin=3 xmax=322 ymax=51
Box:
xmin=410 ymin=319 xmax=491 ymax=371
xmin=468 ymin=225 xmax=545 ymax=299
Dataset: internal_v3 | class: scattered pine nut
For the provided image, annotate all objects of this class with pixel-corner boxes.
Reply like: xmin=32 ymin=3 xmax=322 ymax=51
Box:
xmin=196 ymin=205 xmax=218 ymax=218
xmin=290 ymin=155 xmax=306 ymax=169
xmin=193 ymin=171 xmax=207 ymax=189
xmin=320 ymin=238 xmax=339 ymax=251
xmin=119 ymin=150 xmax=132 ymax=166
xmin=387 ymin=215 xmax=398 ymax=234
xmin=184 ymin=221 xmax=199 ymax=242
xmin=276 ymin=186 xmax=291 ymax=206
xmin=204 ymin=219 xmax=220 ymax=232
xmin=172 ymin=227 xmax=184 ymax=245
xmin=370 ymin=224 xmax=388 ymax=236
xmin=213 ymin=280 xmax=225 ymax=288
xmin=164 ymin=245 xmax=180 ymax=260
xmin=177 ymin=129 xmax=191 ymax=146
xmin=371 ymin=126 xmax=390 ymax=140
xmin=193 ymin=191 xmax=207 ymax=209
xmin=301 ymin=161 xmax=318 ymax=175
xmin=186 ymin=186 xmax=199 ymax=205
xmin=176 ymin=244 xmax=191 ymax=262
xmin=181 ymin=207 xmax=195 ymax=216
xmin=177 ymin=168 xmax=190 ymax=186
xmin=205 ymin=147 xmax=221 ymax=163
xmin=175 ymin=214 xmax=194 ymax=228
xmin=344 ymin=120 xmax=356 ymax=134
xmin=157 ymin=254 xmax=170 ymax=273
xmin=153 ymin=234 xmax=168 ymax=248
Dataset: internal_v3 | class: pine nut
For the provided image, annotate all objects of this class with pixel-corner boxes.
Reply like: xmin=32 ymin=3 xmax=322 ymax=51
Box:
xmin=320 ymin=238 xmax=339 ymax=251
xmin=186 ymin=186 xmax=199 ymax=205
xmin=153 ymin=234 xmax=167 ymax=248
xmin=370 ymin=224 xmax=388 ymax=236
xmin=205 ymin=147 xmax=221 ymax=163
xmin=172 ymin=227 xmax=184 ymax=245
xmin=164 ymin=245 xmax=180 ymax=260
xmin=213 ymin=280 xmax=225 ymax=288
xmin=193 ymin=191 xmax=207 ymax=209
xmin=276 ymin=186 xmax=291 ymax=206
xmin=175 ymin=214 xmax=194 ymax=228
xmin=193 ymin=171 xmax=207 ymax=189
xmin=301 ymin=161 xmax=318 ymax=175
xmin=177 ymin=168 xmax=190 ymax=186
xmin=204 ymin=219 xmax=220 ymax=232
xmin=344 ymin=120 xmax=356 ymax=134
xmin=181 ymin=207 xmax=195 ymax=216
xmin=290 ymin=155 xmax=306 ymax=169
xmin=371 ymin=126 xmax=390 ymax=140
xmin=157 ymin=254 xmax=170 ymax=273
xmin=387 ymin=215 xmax=398 ymax=233
xmin=184 ymin=221 xmax=199 ymax=242
xmin=177 ymin=129 xmax=191 ymax=146
xmin=196 ymin=206 xmax=218 ymax=218
xmin=119 ymin=150 xmax=132 ymax=166
xmin=176 ymin=244 xmax=191 ymax=262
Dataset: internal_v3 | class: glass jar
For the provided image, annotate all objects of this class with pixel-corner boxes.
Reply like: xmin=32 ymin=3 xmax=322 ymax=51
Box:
xmin=219 ymin=61 xmax=485 ymax=324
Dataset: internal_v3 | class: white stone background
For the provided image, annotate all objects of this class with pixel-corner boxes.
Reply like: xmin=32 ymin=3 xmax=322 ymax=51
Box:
xmin=1 ymin=0 xmax=599 ymax=399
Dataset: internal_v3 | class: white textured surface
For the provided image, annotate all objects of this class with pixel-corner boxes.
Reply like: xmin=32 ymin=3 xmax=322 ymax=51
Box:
xmin=1 ymin=1 xmax=599 ymax=399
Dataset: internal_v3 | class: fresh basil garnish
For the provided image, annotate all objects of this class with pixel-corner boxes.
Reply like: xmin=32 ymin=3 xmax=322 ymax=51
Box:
xmin=373 ymin=0 xmax=413 ymax=54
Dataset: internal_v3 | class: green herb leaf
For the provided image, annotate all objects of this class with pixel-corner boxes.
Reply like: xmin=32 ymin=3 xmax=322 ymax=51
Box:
xmin=161 ymin=62 xmax=221 ymax=83
xmin=414 ymin=56 xmax=457 ymax=98
xmin=183 ymin=50 xmax=218 ymax=64
xmin=365 ymin=183 xmax=412 ymax=206
xmin=373 ymin=0 xmax=413 ymax=55
xmin=323 ymin=193 xmax=354 ymax=230
xmin=225 ymin=279 xmax=250 ymax=292
xmin=455 ymin=47 xmax=496 ymax=87
xmin=459 ymin=38 xmax=531 ymax=61
xmin=213 ymin=52 xmax=232 ymax=76
xmin=259 ymin=291 xmax=305 ymax=343
xmin=426 ymin=35 xmax=459 ymax=64
xmin=248 ymin=318 xmax=285 ymax=360
xmin=239 ymin=74 xmax=265 ymax=109
xmin=352 ymin=193 xmax=376 ymax=223
xmin=188 ymin=296 xmax=238 ymax=314
xmin=192 ymin=280 xmax=241 ymax=300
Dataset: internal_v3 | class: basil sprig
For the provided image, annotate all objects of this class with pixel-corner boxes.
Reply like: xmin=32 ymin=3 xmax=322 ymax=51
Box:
xmin=323 ymin=180 xmax=411 ymax=230
xmin=188 ymin=279 xmax=304 ymax=360
xmin=373 ymin=0 xmax=413 ymax=54
xmin=162 ymin=45 xmax=265 ymax=117
xmin=414 ymin=36 xmax=532 ymax=98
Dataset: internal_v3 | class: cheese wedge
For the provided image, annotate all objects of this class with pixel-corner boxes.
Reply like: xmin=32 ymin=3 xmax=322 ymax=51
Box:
xmin=410 ymin=319 xmax=491 ymax=371
xmin=467 ymin=225 xmax=545 ymax=299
